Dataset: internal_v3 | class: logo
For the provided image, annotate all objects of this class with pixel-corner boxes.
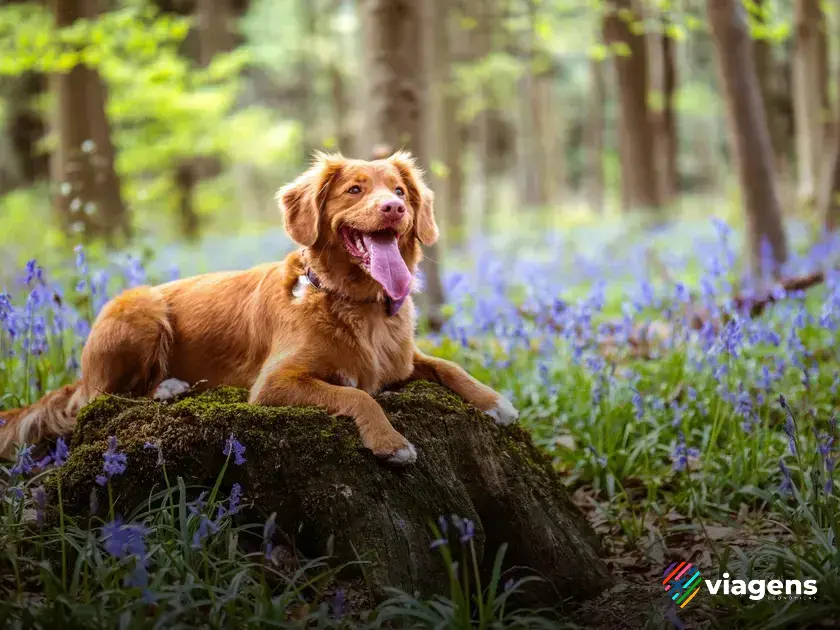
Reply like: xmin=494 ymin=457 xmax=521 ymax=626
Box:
xmin=662 ymin=562 xmax=819 ymax=605
xmin=663 ymin=561 xmax=702 ymax=609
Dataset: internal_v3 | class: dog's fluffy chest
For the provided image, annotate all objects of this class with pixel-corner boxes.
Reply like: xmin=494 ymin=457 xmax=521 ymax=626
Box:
xmin=329 ymin=304 xmax=415 ymax=393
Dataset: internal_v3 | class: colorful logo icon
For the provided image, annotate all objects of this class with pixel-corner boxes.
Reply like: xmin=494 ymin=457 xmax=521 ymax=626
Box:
xmin=663 ymin=561 xmax=702 ymax=609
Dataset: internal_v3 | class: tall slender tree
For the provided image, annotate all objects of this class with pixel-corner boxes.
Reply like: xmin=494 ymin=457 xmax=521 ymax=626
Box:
xmin=603 ymin=0 xmax=661 ymax=212
xmin=427 ymin=0 xmax=465 ymax=240
xmin=51 ymin=0 xmax=127 ymax=241
xmin=793 ymin=0 xmax=829 ymax=207
xmin=583 ymin=57 xmax=606 ymax=213
xmin=655 ymin=19 xmax=678 ymax=203
xmin=707 ymin=0 xmax=788 ymax=280
xmin=359 ymin=0 xmax=445 ymax=329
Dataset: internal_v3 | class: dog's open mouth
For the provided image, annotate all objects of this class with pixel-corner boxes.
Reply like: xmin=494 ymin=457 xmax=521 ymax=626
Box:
xmin=340 ymin=226 xmax=411 ymax=302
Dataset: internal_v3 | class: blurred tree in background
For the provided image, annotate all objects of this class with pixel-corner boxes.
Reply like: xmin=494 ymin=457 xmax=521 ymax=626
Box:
xmin=0 ymin=0 xmax=839 ymax=299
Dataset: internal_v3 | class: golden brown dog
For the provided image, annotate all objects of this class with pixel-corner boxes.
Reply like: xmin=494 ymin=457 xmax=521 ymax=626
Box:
xmin=0 ymin=151 xmax=518 ymax=464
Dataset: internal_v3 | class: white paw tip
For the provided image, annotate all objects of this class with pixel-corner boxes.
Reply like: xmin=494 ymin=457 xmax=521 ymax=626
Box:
xmin=153 ymin=378 xmax=191 ymax=401
xmin=387 ymin=441 xmax=417 ymax=465
xmin=486 ymin=396 xmax=519 ymax=426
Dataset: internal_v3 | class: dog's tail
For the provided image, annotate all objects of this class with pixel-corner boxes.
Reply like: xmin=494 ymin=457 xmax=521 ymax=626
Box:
xmin=0 ymin=382 xmax=86 ymax=460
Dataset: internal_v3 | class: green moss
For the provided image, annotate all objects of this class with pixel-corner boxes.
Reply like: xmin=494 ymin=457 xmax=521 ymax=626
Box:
xmin=52 ymin=379 xmax=610 ymax=603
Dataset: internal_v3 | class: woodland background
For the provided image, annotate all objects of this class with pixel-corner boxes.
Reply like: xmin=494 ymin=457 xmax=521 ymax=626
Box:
xmin=1 ymin=0 xmax=839 ymax=312
xmin=3 ymin=1 xmax=840 ymax=628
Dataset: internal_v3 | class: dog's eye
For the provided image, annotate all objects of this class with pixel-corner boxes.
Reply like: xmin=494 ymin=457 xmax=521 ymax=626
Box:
xmin=395 ymin=186 xmax=405 ymax=198
xmin=347 ymin=185 xmax=362 ymax=194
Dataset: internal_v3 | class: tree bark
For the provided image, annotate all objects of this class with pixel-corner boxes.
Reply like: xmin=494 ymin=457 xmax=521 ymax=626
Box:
xmin=752 ymin=0 xmax=787 ymax=176
xmin=793 ymin=0 xmax=829 ymax=207
xmin=583 ymin=58 xmax=606 ymax=212
xmin=603 ymin=0 xmax=662 ymax=212
xmin=0 ymin=74 xmax=48 ymax=193
xmin=655 ymin=23 xmax=678 ymax=203
xmin=360 ymin=0 xmax=446 ymax=330
xmin=51 ymin=0 xmax=128 ymax=242
xmin=822 ymin=135 xmax=840 ymax=232
xmin=707 ymin=0 xmax=788 ymax=280
xmin=426 ymin=0 xmax=465 ymax=242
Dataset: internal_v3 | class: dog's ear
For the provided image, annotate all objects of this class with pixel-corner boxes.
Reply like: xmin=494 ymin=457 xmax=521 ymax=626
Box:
xmin=277 ymin=152 xmax=344 ymax=247
xmin=388 ymin=151 xmax=439 ymax=246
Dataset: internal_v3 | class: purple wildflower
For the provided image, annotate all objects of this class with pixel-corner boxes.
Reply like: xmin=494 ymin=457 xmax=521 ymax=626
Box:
xmin=587 ymin=445 xmax=608 ymax=467
xmin=459 ymin=518 xmax=475 ymax=543
xmin=779 ymin=460 xmax=793 ymax=494
xmin=332 ymin=590 xmax=346 ymax=619
xmin=216 ymin=483 xmax=243 ymax=520
xmin=631 ymin=388 xmax=644 ymax=419
xmin=263 ymin=513 xmax=276 ymax=560
xmin=31 ymin=486 xmax=46 ymax=528
xmin=101 ymin=518 xmax=148 ymax=560
xmin=11 ymin=444 xmax=36 ymax=476
xmin=97 ymin=435 xmax=126 ymax=485
xmin=192 ymin=514 xmax=220 ymax=549
xmin=52 ymin=437 xmax=69 ymax=467
xmin=671 ymin=433 xmax=699 ymax=472
xmin=223 ymin=433 xmax=246 ymax=465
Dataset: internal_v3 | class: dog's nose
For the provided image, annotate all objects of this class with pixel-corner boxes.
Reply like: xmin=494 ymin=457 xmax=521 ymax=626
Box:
xmin=380 ymin=200 xmax=406 ymax=217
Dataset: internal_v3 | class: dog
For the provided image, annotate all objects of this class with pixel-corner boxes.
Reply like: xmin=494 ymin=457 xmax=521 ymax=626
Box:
xmin=0 ymin=151 xmax=518 ymax=465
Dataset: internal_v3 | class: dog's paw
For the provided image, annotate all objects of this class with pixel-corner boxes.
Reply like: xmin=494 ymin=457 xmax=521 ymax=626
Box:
xmin=153 ymin=378 xmax=191 ymax=401
xmin=370 ymin=433 xmax=417 ymax=466
xmin=485 ymin=395 xmax=519 ymax=426
xmin=385 ymin=441 xmax=417 ymax=466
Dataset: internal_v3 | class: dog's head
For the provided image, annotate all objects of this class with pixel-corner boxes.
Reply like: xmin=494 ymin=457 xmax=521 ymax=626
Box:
xmin=277 ymin=151 xmax=438 ymax=303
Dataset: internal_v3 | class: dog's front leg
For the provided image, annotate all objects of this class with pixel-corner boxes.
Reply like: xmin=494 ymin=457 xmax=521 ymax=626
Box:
xmin=249 ymin=367 xmax=417 ymax=465
xmin=410 ymin=350 xmax=519 ymax=426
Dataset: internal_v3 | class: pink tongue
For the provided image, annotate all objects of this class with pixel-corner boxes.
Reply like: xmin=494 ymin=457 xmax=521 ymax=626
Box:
xmin=362 ymin=232 xmax=412 ymax=301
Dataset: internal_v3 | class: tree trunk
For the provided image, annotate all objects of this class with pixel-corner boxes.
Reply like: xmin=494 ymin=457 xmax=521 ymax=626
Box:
xmin=297 ymin=0 xmax=319 ymax=161
xmin=654 ymin=23 xmax=678 ymax=204
xmin=330 ymin=62 xmax=353 ymax=155
xmin=56 ymin=382 xmax=613 ymax=605
xmin=603 ymin=0 xmax=662 ymax=212
xmin=426 ymin=0 xmax=465 ymax=242
xmin=0 ymin=74 xmax=48 ymax=193
xmin=584 ymin=59 xmax=606 ymax=212
xmin=171 ymin=0 xmax=237 ymax=238
xmin=793 ymin=0 xmax=829 ymax=207
xmin=822 ymin=134 xmax=840 ymax=232
xmin=707 ymin=0 xmax=788 ymax=281
xmin=753 ymin=0 xmax=787 ymax=176
xmin=820 ymin=53 xmax=840 ymax=232
xmin=51 ymin=0 xmax=128 ymax=242
xmin=359 ymin=0 xmax=446 ymax=330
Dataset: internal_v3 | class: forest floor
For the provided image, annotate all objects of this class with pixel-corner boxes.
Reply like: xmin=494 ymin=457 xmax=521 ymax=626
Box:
xmin=1 ymin=215 xmax=839 ymax=628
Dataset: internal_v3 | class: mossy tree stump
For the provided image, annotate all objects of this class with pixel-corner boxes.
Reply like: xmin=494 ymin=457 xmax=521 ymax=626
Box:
xmin=57 ymin=381 xmax=612 ymax=607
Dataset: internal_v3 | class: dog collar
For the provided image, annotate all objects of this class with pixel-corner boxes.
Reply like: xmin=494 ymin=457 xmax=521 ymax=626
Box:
xmin=303 ymin=267 xmax=406 ymax=316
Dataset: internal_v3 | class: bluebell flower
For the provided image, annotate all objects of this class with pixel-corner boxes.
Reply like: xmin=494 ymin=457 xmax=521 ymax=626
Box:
xmin=217 ymin=483 xmax=242 ymax=520
xmin=459 ymin=518 xmax=475 ymax=543
xmin=52 ymin=437 xmax=69 ymax=467
xmin=191 ymin=514 xmax=220 ymax=549
xmin=263 ymin=513 xmax=276 ymax=559
xmin=587 ymin=445 xmax=607 ymax=467
xmin=330 ymin=589 xmax=346 ymax=619
xmin=97 ymin=436 xmax=127 ymax=486
xmin=631 ymin=388 xmax=644 ymax=419
xmin=223 ymin=433 xmax=246 ymax=465
xmin=671 ymin=433 xmax=699 ymax=472
xmin=102 ymin=518 xmax=148 ymax=560
xmin=31 ymin=486 xmax=46 ymax=528
xmin=11 ymin=444 xmax=36 ymax=476
xmin=778 ymin=460 xmax=793 ymax=494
